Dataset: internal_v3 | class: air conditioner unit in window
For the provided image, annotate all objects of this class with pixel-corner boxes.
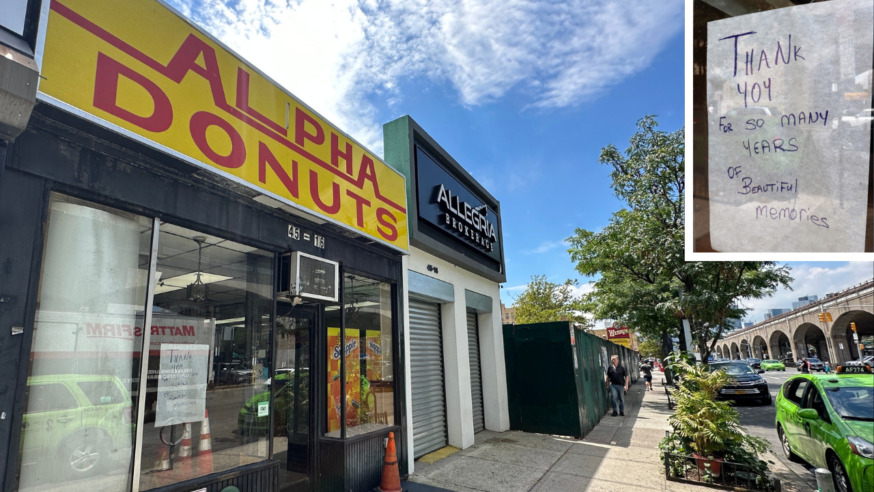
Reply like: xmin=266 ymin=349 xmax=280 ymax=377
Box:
xmin=278 ymin=252 xmax=339 ymax=302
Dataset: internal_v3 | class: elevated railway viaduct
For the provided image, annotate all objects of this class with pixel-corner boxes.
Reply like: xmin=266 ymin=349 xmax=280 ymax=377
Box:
xmin=712 ymin=279 xmax=873 ymax=365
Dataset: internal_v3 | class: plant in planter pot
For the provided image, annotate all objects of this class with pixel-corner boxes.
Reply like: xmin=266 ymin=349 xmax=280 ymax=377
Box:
xmin=660 ymin=354 xmax=769 ymax=480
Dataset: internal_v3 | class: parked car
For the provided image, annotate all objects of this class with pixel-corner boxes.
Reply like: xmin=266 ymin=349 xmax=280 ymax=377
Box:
xmin=746 ymin=358 xmax=762 ymax=369
xmin=20 ymin=374 xmax=133 ymax=478
xmin=760 ymin=359 xmax=786 ymax=371
xmin=710 ymin=361 xmax=771 ymax=405
xmin=805 ymin=358 xmax=825 ymax=372
xmin=775 ymin=364 xmax=873 ymax=492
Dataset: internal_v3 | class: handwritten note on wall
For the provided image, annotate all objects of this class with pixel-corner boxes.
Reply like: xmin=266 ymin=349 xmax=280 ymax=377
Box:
xmin=707 ymin=0 xmax=873 ymax=252
xmin=156 ymin=343 xmax=209 ymax=426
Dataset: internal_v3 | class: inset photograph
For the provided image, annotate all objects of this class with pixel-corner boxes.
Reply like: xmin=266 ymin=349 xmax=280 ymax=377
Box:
xmin=691 ymin=0 xmax=874 ymax=255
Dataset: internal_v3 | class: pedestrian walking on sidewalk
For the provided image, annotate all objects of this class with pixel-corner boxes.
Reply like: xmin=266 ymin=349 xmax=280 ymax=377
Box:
xmin=640 ymin=361 xmax=653 ymax=391
xmin=606 ymin=355 xmax=629 ymax=416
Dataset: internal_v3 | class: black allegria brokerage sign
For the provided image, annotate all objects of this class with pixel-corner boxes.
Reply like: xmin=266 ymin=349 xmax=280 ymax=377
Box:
xmin=434 ymin=183 xmax=497 ymax=252
xmin=415 ymin=145 xmax=502 ymax=263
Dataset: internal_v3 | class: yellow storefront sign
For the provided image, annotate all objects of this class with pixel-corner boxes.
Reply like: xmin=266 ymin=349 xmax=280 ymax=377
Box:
xmin=38 ymin=0 xmax=409 ymax=251
xmin=613 ymin=338 xmax=631 ymax=348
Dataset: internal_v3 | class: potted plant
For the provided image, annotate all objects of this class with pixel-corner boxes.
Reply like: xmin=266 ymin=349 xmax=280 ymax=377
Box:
xmin=661 ymin=354 xmax=769 ymax=480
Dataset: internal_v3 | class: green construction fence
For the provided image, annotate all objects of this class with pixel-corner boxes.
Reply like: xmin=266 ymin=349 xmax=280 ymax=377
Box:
xmin=502 ymin=322 xmax=640 ymax=438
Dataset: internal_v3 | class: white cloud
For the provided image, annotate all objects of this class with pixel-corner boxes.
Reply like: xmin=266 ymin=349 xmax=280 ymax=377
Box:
xmin=167 ymin=0 xmax=683 ymax=153
xmin=738 ymin=262 xmax=873 ymax=323
xmin=569 ymin=280 xmax=596 ymax=299
xmin=503 ymin=284 xmax=529 ymax=292
xmin=526 ymin=239 xmax=569 ymax=254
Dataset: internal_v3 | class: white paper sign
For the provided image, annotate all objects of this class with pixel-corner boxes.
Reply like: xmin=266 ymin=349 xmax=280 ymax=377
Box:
xmin=156 ymin=343 xmax=209 ymax=426
xmin=707 ymin=0 xmax=873 ymax=252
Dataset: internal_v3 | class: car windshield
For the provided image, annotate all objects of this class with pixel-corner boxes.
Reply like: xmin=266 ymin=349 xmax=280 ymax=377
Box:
xmin=808 ymin=358 xmax=821 ymax=363
xmin=825 ymin=386 xmax=874 ymax=421
xmin=712 ymin=363 xmax=755 ymax=375
xmin=763 ymin=360 xmax=778 ymax=364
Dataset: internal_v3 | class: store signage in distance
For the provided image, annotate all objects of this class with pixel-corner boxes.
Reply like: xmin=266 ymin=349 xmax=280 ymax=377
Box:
xmin=37 ymin=0 xmax=409 ymax=251
xmin=607 ymin=326 xmax=630 ymax=340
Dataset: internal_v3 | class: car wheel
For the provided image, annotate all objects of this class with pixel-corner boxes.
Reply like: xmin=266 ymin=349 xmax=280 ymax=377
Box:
xmin=828 ymin=453 xmax=853 ymax=492
xmin=778 ymin=425 xmax=802 ymax=463
xmin=60 ymin=433 xmax=107 ymax=477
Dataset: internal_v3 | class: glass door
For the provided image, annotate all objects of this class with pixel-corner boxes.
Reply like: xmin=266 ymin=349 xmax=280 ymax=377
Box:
xmin=274 ymin=301 xmax=315 ymax=491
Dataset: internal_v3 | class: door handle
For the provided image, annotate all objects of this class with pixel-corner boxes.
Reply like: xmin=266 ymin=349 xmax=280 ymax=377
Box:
xmin=56 ymin=415 xmax=72 ymax=424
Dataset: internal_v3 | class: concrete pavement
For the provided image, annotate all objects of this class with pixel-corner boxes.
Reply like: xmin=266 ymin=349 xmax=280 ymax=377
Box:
xmin=402 ymin=377 xmax=817 ymax=492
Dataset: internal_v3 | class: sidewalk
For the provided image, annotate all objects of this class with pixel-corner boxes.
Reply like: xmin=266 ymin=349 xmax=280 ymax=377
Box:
xmin=403 ymin=378 xmax=815 ymax=492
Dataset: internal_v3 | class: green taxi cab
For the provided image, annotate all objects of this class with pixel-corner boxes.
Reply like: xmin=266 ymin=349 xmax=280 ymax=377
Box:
xmin=760 ymin=359 xmax=785 ymax=371
xmin=775 ymin=364 xmax=873 ymax=492
xmin=21 ymin=374 xmax=133 ymax=478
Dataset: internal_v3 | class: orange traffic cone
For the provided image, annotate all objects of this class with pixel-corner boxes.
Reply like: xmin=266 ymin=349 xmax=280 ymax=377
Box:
xmin=377 ymin=432 xmax=401 ymax=492
xmin=197 ymin=409 xmax=214 ymax=473
xmin=175 ymin=422 xmax=194 ymax=477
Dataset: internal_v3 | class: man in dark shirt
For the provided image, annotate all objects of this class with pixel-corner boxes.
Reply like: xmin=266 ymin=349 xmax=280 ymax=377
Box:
xmin=606 ymin=355 xmax=629 ymax=416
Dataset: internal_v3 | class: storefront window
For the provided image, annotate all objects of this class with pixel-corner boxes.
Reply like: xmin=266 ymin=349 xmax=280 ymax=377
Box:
xmin=139 ymin=223 xmax=273 ymax=490
xmin=17 ymin=194 xmax=277 ymax=490
xmin=19 ymin=194 xmax=151 ymax=491
xmin=325 ymin=274 xmax=394 ymax=438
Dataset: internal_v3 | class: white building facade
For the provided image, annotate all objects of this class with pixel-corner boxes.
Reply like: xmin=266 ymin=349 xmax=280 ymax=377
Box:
xmin=384 ymin=116 xmax=511 ymax=473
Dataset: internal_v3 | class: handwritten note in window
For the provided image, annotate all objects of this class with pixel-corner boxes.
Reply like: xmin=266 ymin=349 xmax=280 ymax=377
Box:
xmin=156 ymin=343 xmax=209 ymax=426
xmin=707 ymin=0 xmax=873 ymax=252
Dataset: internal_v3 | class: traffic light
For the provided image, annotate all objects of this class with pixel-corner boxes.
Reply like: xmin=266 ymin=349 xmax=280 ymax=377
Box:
xmin=818 ymin=313 xmax=826 ymax=322
xmin=851 ymin=322 xmax=857 ymax=332
xmin=825 ymin=312 xmax=833 ymax=322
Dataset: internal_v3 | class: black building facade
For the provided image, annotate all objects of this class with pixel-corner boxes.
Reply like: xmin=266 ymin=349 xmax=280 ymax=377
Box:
xmin=0 ymin=1 xmax=410 ymax=490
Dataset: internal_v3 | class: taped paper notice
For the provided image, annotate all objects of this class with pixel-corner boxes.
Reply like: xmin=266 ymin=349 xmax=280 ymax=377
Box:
xmin=707 ymin=0 xmax=873 ymax=252
xmin=156 ymin=343 xmax=209 ymax=426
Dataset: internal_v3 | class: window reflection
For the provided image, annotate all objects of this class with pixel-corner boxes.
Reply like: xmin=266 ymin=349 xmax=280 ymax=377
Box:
xmin=139 ymin=224 xmax=273 ymax=490
xmin=325 ymin=274 xmax=394 ymax=438
xmin=19 ymin=194 xmax=150 ymax=491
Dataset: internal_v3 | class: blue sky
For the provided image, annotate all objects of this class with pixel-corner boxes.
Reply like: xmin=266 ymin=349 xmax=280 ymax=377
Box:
xmin=166 ymin=0 xmax=871 ymax=327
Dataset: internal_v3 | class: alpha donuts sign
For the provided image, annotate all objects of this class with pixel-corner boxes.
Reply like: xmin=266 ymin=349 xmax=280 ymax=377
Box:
xmin=37 ymin=0 xmax=409 ymax=251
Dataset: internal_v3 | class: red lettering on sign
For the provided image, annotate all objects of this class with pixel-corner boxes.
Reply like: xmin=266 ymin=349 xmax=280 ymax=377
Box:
xmin=346 ymin=189 xmax=371 ymax=228
xmin=310 ymin=169 xmax=341 ymax=214
xmin=235 ymin=68 xmax=285 ymax=136
xmin=93 ymin=53 xmax=173 ymax=132
xmin=258 ymin=142 xmax=299 ymax=197
xmin=165 ymin=34 xmax=227 ymax=107
xmin=331 ymin=133 xmax=354 ymax=175
xmin=190 ymin=111 xmax=246 ymax=168
xmin=376 ymin=208 xmax=398 ymax=241
xmin=295 ymin=108 xmax=324 ymax=147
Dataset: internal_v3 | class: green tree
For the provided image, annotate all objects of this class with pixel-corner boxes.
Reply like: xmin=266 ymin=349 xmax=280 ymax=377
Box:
xmin=513 ymin=275 xmax=589 ymax=325
xmin=638 ymin=337 xmax=665 ymax=360
xmin=567 ymin=116 xmax=792 ymax=361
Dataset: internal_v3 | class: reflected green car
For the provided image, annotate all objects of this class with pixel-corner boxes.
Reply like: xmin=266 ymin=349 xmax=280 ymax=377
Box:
xmin=238 ymin=370 xmax=308 ymax=438
xmin=761 ymin=359 xmax=786 ymax=371
xmin=775 ymin=365 xmax=874 ymax=492
xmin=20 ymin=374 xmax=133 ymax=478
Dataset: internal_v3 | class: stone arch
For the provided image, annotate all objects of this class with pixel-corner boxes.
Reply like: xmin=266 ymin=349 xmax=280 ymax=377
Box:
xmin=730 ymin=342 xmax=740 ymax=360
xmin=769 ymin=329 xmax=792 ymax=360
xmin=830 ymin=310 xmax=874 ymax=363
xmin=793 ymin=322 xmax=828 ymax=361
xmin=723 ymin=344 xmax=730 ymax=359
xmin=752 ymin=335 xmax=768 ymax=359
xmin=740 ymin=339 xmax=752 ymax=359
